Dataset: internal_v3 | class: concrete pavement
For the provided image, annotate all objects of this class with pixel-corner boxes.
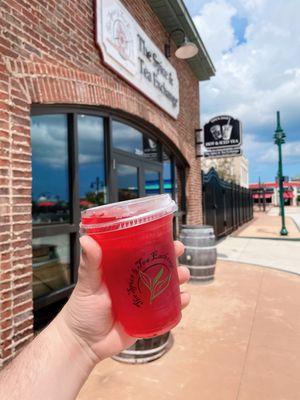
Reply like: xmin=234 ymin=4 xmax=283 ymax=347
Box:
xmin=217 ymin=237 xmax=300 ymax=275
xmin=218 ymin=208 xmax=300 ymax=275
xmin=231 ymin=213 xmax=300 ymax=239
xmin=268 ymin=206 xmax=300 ymax=230
xmin=78 ymin=261 xmax=300 ymax=400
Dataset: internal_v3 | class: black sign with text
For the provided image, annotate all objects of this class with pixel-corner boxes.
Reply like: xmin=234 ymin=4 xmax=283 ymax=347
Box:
xmin=204 ymin=116 xmax=242 ymax=149
xmin=204 ymin=148 xmax=242 ymax=158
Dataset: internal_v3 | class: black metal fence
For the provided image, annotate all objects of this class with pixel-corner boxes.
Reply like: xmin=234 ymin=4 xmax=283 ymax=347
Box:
xmin=202 ymin=168 xmax=253 ymax=239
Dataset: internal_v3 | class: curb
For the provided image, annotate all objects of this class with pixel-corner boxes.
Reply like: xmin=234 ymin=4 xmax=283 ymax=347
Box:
xmin=228 ymin=235 xmax=300 ymax=242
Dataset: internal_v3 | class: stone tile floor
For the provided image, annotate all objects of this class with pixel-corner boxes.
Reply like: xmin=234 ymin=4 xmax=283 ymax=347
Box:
xmin=77 ymin=260 xmax=300 ymax=400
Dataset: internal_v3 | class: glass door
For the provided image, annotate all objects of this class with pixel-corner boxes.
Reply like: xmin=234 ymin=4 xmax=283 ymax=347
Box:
xmin=117 ymin=162 xmax=139 ymax=201
xmin=112 ymin=153 xmax=162 ymax=202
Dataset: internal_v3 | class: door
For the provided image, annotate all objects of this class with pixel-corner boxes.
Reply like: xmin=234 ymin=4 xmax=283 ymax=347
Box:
xmin=111 ymin=152 xmax=162 ymax=202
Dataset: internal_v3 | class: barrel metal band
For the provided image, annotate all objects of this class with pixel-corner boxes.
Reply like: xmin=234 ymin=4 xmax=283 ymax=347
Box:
xmin=184 ymin=245 xmax=217 ymax=250
xmin=112 ymin=349 xmax=166 ymax=364
xmin=179 ymin=235 xmax=215 ymax=239
xmin=190 ymin=275 xmax=214 ymax=280
xmin=188 ymin=264 xmax=215 ymax=269
xmin=119 ymin=341 xmax=169 ymax=356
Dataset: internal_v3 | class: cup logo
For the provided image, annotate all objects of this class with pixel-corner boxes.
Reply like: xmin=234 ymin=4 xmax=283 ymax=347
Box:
xmin=127 ymin=251 xmax=173 ymax=307
xmin=139 ymin=264 xmax=171 ymax=304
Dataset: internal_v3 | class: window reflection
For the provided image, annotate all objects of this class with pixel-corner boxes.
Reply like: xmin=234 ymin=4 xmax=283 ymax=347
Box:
xmin=145 ymin=170 xmax=160 ymax=196
xmin=112 ymin=121 xmax=159 ymax=160
xmin=117 ymin=164 xmax=138 ymax=201
xmin=143 ymin=136 xmax=159 ymax=160
xmin=78 ymin=115 xmax=106 ymax=210
xmin=31 ymin=115 xmax=69 ymax=224
xmin=163 ymin=152 xmax=173 ymax=195
xmin=32 ymin=234 xmax=70 ymax=299
xmin=112 ymin=121 xmax=143 ymax=155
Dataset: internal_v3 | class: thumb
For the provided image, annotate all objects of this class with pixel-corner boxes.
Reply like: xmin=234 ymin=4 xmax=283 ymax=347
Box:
xmin=77 ymin=235 xmax=102 ymax=294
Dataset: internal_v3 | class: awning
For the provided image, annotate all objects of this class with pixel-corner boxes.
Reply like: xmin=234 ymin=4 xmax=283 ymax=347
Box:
xmin=284 ymin=192 xmax=294 ymax=199
xmin=38 ymin=201 xmax=56 ymax=207
xmin=252 ymin=193 xmax=272 ymax=199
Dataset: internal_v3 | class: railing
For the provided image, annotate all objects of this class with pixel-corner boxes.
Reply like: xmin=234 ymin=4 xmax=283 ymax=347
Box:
xmin=202 ymin=168 xmax=253 ymax=239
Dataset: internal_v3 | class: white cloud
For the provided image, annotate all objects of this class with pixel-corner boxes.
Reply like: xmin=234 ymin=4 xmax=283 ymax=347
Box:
xmin=260 ymin=141 xmax=300 ymax=164
xmin=194 ymin=0 xmax=300 ymax=127
xmin=190 ymin=0 xmax=300 ymax=180
xmin=193 ymin=0 xmax=237 ymax=62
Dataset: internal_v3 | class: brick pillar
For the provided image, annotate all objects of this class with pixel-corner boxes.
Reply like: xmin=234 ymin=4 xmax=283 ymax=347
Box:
xmin=186 ymin=157 xmax=203 ymax=225
xmin=0 ymin=59 xmax=33 ymax=368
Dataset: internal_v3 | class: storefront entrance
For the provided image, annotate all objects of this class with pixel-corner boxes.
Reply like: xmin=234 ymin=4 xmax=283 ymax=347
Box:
xmin=112 ymin=152 xmax=163 ymax=202
xmin=31 ymin=106 xmax=186 ymax=329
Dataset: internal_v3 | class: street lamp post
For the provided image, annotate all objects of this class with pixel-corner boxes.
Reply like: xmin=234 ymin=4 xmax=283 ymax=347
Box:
xmin=274 ymin=111 xmax=288 ymax=236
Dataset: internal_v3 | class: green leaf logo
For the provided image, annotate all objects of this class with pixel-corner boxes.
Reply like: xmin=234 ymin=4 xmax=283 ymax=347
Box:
xmin=138 ymin=266 xmax=171 ymax=304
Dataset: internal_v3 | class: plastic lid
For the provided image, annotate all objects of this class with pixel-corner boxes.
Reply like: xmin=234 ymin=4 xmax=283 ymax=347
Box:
xmin=80 ymin=194 xmax=177 ymax=234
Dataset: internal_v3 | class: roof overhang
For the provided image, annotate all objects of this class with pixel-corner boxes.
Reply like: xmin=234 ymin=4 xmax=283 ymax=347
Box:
xmin=146 ymin=0 xmax=216 ymax=81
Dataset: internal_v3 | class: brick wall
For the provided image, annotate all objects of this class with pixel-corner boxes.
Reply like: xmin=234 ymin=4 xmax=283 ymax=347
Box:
xmin=0 ymin=0 xmax=202 ymax=365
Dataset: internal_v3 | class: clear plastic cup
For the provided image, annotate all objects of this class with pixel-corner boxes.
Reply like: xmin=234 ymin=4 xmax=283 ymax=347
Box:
xmin=80 ymin=194 xmax=181 ymax=338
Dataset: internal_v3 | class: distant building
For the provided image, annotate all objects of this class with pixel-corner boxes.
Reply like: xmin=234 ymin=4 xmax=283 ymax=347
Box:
xmin=249 ymin=181 xmax=300 ymax=206
xmin=202 ymin=155 xmax=249 ymax=188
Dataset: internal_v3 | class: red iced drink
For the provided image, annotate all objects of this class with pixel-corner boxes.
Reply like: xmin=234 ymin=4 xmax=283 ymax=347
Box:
xmin=80 ymin=195 xmax=181 ymax=338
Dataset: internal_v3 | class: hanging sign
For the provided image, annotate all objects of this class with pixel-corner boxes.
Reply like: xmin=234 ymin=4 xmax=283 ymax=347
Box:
xmin=204 ymin=148 xmax=242 ymax=158
xmin=96 ymin=0 xmax=180 ymax=119
xmin=203 ymin=115 xmax=242 ymax=157
xmin=204 ymin=116 xmax=242 ymax=149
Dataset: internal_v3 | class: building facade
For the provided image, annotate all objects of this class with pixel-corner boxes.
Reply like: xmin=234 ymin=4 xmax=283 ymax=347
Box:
xmin=0 ymin=0 xmax=214 ymax=365
xmin=250 ymin=181 xmax=300 ymax=206
xmin=202 ymin=155 xmax=249 ymax=188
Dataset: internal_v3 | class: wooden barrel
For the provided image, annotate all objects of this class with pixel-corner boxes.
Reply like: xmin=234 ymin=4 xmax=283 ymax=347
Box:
xmin=112 ymin=332 xmax=170 ymax=364
xmin=179 ymin=225 xmax=217 ymax=282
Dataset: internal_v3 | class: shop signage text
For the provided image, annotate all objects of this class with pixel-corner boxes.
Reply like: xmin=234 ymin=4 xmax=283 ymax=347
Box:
xmin=204 ymin=148 xmax=242 ymax=158
xmin=96 ymin=0 xmax=180 ymax=119
xmin=203 ymin=115 xmax=242 ymax=158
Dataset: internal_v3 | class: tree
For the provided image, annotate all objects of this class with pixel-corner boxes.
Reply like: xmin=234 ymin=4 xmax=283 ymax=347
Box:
xmin=202 ymin=157 xmax=238 ymax=183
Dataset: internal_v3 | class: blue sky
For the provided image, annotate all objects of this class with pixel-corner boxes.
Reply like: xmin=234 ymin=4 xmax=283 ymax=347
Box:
xmin=184 ymin=0 xmax=300 ymax=183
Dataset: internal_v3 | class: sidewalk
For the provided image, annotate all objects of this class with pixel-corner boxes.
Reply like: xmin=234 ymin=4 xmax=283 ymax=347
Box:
xmin=78 ymin=261 xmax=300 ymax=400
xmin=231 ymin=211 xmax=300 ymax=240
xmin=268 ymin=206 xmax=300 ymax=230
xmin=217 ymin=237 xmax=300 ymax=275
xmin=218 ymin=208 xmax=300 ymax=275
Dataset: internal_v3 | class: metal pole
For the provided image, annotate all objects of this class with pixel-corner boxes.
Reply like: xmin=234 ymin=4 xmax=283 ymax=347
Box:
xmin=275 ymin=111 xmax=288 ymax=236
xmin=258 ymin=176 xmax=261 ymax=211
xmin=263 ymin=183 xmax=266 ymax=212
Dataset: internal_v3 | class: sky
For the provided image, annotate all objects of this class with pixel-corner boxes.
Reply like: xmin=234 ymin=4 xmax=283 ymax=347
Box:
xmin=184 ymin=0 xmax=300 ymax=183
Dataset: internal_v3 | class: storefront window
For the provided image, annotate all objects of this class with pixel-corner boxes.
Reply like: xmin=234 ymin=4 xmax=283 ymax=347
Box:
xmin=112 ymin=120 xmax=159 ymax=160
xmin=112 ymin=121 xmax=143 ymax=155
xmin=78 ymin=115 xmax=107 ymax=210
xmin=32 ymin=234 xmax=70 ymax=299
xmin=117 ymin=164 xmax=139 ymax=201
xmin=145 ymin=170 xmax=160 ymax=196
xmin=163 ymin=152 xmax=173 ymax=195
xmin=143 ymin=136 xmax=159 ymax=160
xmin=31 ymin=114 xmax=69 ymax=224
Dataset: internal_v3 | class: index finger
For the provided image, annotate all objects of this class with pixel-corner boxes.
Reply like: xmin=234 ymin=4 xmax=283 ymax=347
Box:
xmin=174 ymin=240 xmax=185 ymax=258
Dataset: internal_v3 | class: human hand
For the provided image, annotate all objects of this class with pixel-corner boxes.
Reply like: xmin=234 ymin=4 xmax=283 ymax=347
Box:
xmin=60 ymin=236 xmax=190 ymax=365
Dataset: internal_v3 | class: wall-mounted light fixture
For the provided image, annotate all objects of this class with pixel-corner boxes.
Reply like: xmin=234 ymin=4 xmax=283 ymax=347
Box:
xmin=165 ymin=28 xmax=198 ymax=59
xmin=195 ymin=128 xmax=203 ymax=158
